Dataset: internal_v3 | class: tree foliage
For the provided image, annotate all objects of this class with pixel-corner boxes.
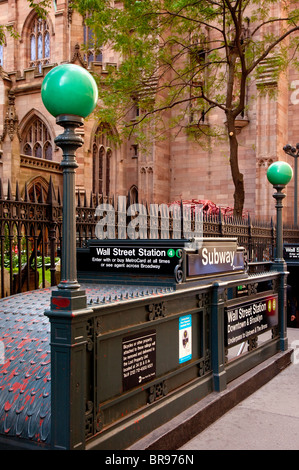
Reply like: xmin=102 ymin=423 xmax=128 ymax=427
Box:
xmin=74 ymin=0 xmax=299 ymax=214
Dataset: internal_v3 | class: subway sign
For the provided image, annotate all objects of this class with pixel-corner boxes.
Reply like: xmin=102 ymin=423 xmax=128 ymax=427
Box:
xmin=283 ymin=243 xmax=299 ymax=263
xmin=187 ymin=240 xmax=244 ymax=278
xmin=225 ymin=295 xmax=278 ymax=347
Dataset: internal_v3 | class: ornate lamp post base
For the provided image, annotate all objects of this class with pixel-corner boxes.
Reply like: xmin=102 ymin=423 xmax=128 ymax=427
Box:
xmin=55 ymin=114 xmax=83 ymax=292
xmin=46 ymin=114 xmax=87 ymax=313
xmin=271 ymin=184 xmax=287 ymax=270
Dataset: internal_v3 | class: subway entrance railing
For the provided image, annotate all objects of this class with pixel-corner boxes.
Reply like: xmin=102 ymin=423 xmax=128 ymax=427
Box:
xmin=36 ymin=236 xmax=287 ymax=450
xmin=0 ymin=236 xmax=290 ymax=450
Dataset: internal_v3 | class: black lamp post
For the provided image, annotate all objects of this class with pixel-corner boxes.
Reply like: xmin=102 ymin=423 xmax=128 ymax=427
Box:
xmin=283 ymin=143 xmax=299 ymax=225
xmin=267 ymin=160 xmax=293 ymax=352
xmin=41 ymin=63 xmax=98 ymax=305
xmin=41 ymin=63 xmax=98 ymax=449
xmin=267 ymin=160 xmax=293 ymax=265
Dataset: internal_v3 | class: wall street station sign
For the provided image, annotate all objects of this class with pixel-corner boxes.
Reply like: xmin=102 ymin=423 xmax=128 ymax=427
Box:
xmin=283 ymin=243 xmax=299 ymax=263
xmin=225 ymin=295 xmax=278 ymax=347
xmin=78 ymin=240 xmax=183 ymax=277
xmin=77 ymin=238 xmax=246 ymax=285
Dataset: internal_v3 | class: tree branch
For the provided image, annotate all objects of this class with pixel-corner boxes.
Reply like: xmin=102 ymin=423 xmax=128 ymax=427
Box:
xmin=247 ymin=25 xmax=299 ymax=75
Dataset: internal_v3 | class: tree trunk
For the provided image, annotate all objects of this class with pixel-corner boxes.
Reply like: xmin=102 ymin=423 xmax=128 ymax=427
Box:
xmin=227 ymin=114 xmax=245 ymax=217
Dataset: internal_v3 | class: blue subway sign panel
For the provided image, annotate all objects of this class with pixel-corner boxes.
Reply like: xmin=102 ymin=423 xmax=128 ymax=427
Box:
xmin=179 ymin=315 xmax=192 ymax=364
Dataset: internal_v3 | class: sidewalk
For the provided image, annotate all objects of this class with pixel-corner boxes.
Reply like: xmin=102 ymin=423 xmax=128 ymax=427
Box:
xmin=180 ymin=327 xmax=299 ymax=451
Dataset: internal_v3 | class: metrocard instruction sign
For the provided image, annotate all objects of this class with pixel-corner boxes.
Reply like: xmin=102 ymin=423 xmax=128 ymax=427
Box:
xmin=90 ymin=245 xmax=181 ymax=275
xmin=225 ymin=295 xmax=278 ymax=347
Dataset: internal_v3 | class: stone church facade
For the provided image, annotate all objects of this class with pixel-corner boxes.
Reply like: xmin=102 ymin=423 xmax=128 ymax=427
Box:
xmin=0 ymin=0 xmax=298 ymax=223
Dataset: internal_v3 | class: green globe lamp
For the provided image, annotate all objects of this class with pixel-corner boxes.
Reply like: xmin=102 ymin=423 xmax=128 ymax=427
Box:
xmin=267 ymin=160 xmax=293 ymax=187
xmin=42 ymin=64 xmax=98 ymax=299
xmin=41 ymin=63 xmax=98 ymax=118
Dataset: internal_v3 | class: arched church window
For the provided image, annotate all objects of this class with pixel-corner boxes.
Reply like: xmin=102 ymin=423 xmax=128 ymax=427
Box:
xmin=30 ymin=17 xmax=50 ymax=72
xmin=106 ymin=149 xmax=111 ymax=195
xmin=83 ymin=22 xmax=102 ymax=66
xmin=0 ymin=44 xmax=3 ymax=67
xmin=44 ymin=141 xmax=52 ymax=160
xmin=33 ymin=142 xmax=42 ymax=159
xmin=22 ymin=116 xmax=52 ymax=160
xmin=27 ymin=176 xmax=49 ymax=202
xmin=129 ymin=185 xmax=138 ymax=204
xmin=92 ymin=124 xmax=113 ymax=195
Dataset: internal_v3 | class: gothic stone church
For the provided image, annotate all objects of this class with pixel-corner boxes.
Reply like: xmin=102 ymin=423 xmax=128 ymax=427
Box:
xmin=0 ymin=0 xmax=298 ymax=224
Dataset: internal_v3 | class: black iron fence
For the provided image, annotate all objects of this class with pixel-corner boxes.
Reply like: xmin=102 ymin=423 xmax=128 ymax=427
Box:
xmin=1 ymin=177 xmax=299 ymax=298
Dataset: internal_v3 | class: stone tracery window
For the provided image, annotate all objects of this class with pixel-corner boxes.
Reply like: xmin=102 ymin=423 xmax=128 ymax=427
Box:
xmin=0 ymin=44 xmax=3 ymax=67
xmin=22 ymin=116 xmax=53 ymax=160
xmin=83 ymin=22 xmax=102 ymax=66
xmin=29 ymin=16 xmax=50 ymax=72
xmin=92 ymin=124 xmax=113 ymax=194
